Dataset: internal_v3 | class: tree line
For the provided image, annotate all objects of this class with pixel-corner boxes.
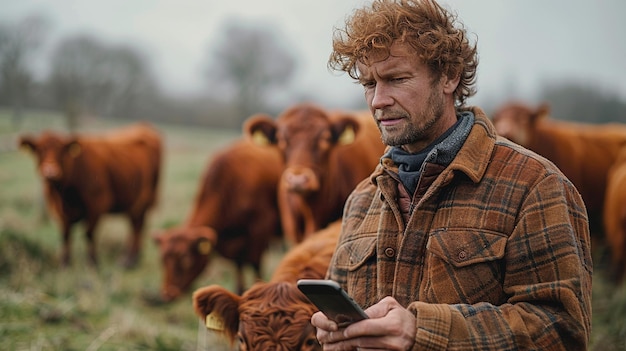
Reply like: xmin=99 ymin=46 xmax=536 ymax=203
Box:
xmin=0 ymin=14 xmax=304 ymax=131
xmin=1 ymin=14 xmax=624 ymax=131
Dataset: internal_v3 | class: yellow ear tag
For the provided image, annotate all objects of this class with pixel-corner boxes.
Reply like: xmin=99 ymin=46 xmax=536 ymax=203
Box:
xmin=338 ymin=126 xmax=355 ymax=145
xmin=205 ymin=311 xmax=225 ymax=331
xmin=69 ymin=143 xmax=82 ymax=157
xmin=198 ymin=240 xmax=212 ymax=255
xmin=251 ymin=130 xmax=270 ymax=146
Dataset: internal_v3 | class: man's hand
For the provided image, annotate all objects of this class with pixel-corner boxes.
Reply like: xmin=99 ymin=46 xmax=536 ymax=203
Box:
xmin=311 ymin=296 xmax=416 ymax=350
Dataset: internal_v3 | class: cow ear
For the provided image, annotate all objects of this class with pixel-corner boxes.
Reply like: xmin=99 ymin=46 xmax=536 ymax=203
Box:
xmin=331 ymin=115 xmax=361 ymax=145
xmin=530 ymin=102 xmax=550 ymax=124
xmin=243 ymin=114 xmax=277 ymax=146
xmin=195 ymin=237 xmax=212 ymax=256
xmin=535 ymin=102 xmax=551 ymax=121
xmin=191 ymin=226 xmax=217 ymax=255
xmin=151 ymin=229 xmax=165 ymax=245
xmin=65 ymin=138 xmax=83 ymax=158
xmin=192 ymin=285 xmax=241 ymax=344
xmin=19 ymin=135 xmax=36 ymax=151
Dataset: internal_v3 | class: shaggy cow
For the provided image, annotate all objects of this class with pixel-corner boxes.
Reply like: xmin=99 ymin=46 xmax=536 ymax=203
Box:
xmin=492 ymin=102 xmax=626 ymax=239
xmin=153 ymin=139 xmax=283 ymax=301
xmin=604 ymin=147 xmax=626 ymax=282
xmin=192 ymin=220 xmax=341 ymax=351
xmin=244 ymin=103 xmax=385 ymax=244
xmin=19 ymin=123 xmax=162 ymax=268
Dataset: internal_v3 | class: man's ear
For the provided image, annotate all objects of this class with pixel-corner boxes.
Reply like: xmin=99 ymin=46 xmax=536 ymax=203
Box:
xmin=442 ymin=74 xmax=461 ymax=95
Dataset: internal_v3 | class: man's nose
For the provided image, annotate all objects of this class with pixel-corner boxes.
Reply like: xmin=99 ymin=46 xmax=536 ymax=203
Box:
xmin=370 ymin=84 xmax=393 ymax=109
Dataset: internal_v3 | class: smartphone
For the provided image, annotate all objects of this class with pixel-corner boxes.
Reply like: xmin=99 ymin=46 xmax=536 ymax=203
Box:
xmin=297 ymin=279 xmax=368 ymax=327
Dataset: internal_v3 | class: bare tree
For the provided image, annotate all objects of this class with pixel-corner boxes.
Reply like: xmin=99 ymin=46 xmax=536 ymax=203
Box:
xmin=47 ymin=35 xmax=158 ymax=130
xmin=205 ymin=20 xmax=297 ymax=125
xmin=540 ymin=81 xmax=626 ymax=124
xmin=0 ymin=14 xmax=49 ymax=128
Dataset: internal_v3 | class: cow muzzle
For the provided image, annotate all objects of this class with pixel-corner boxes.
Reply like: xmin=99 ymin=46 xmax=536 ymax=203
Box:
xmin=282 ymin=167 xmax=320 ymax=193
xmin=40 ymin=162 xmax=62 ymax=181
xmin=162 ymin=285 xmax=182 ymax=302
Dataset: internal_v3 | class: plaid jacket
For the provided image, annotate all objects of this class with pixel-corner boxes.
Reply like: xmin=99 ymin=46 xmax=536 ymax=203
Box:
xmin=327 ymin=107 xmax=592 ymax=350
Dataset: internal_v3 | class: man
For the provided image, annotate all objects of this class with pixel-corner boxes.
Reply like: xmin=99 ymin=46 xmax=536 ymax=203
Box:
xmin=311 ymin=0 xmax=592 ymax=350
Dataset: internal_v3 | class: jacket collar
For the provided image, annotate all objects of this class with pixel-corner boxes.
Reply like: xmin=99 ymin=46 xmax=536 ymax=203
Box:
xmin=371 ymin=106 xmax=496 ymax=185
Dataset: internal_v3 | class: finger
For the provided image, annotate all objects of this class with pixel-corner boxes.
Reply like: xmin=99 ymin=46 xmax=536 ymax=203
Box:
xmin=316 ymin=330 xmax=331 ymax=345
xmin=319 ymin=327 xmax=355 ymax=345
xmin=311 ymin=311 xmax=339 ymax=332
xmin=363 ymin=296 xmax=401 ymax=318
xmin=323 ymin=329 xmax=345 ymax=344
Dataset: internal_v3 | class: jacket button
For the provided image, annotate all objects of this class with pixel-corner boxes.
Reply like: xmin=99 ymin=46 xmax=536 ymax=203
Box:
xmin=384 ymin=247 xmax=395 ymax=258
xmin=458 ymin=250 xmax=467 ymax=261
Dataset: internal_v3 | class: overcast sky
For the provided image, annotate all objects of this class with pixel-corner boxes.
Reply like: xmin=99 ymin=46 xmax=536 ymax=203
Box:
xmin=2 ymin=0 xmax=626 ymax=112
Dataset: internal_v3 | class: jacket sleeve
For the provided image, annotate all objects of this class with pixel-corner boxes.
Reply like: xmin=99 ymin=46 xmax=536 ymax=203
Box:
xmin=407 ymin=173 xmax=592 ymax=351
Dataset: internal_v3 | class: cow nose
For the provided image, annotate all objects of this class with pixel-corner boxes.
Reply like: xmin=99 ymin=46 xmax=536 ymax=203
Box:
xmin=41 ymin=162 xmax=61 ymax=180
xmin=162 ymin=285 xmax=181 ymax=301
xmin=283 ymin=167 xmax=319 ymax=192
xmin=286 ymin=172 xmax=309 ymax=188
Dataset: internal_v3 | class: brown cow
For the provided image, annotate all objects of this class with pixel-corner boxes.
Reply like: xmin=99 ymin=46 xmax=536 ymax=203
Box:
xmin=244 ymin=103 xmax=385 ymax=244
xmin=492 ymin=101 xmax=626 ymax=240
xmin=19 ymin=122 xmax=162 ymax=268
xmin=192 ymin=220 xmax=341 ymax=351
xmin=604 ymin=147 xmax=626 ymax=283
xmin=152 ymin=139 xmax=283 ymax=301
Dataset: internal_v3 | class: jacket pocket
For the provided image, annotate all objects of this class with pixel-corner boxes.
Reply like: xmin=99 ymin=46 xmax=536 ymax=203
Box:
xmin=423 ymin=228 xmax=507 ymax=304
xmin=334 ymin=235 xmax=377 ymax=272
xmin=427 ymin=228 xmax=506 ymax=267
xmin=331 ymin=235 xmax=377 ymax=306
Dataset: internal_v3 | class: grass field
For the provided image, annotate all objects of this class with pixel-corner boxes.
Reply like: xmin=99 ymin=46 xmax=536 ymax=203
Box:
xmin=1 ymin=109 xmax=625 ymax=350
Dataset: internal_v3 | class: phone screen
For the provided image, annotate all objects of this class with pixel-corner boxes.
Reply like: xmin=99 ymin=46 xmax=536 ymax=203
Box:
xmin=297 ymin=279 xmax=368 ymax=327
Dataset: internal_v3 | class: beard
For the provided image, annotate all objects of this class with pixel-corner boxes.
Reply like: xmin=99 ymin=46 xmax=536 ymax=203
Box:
xmin=378 ymin=87 xmax=445 ymax=147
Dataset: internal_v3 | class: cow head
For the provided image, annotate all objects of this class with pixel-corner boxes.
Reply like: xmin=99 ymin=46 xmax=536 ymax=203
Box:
xmin=193 ymin=282 xmax=321 ymax=351
xmin=19 ymin=131 xmax=82 ymax=183
xmin=245 ymin=103 xmax=360 ymax=195
xmin=152 ymin=226 xmax=217 ymax=302
xmin=243 ymin=103 xmax=360 ymax=242
xmin=492 ymin=102 xmax=550 ymax=147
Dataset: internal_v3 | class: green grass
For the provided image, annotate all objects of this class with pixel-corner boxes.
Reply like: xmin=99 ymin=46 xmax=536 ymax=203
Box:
xmin=0 ymin=109 xmax=263 ymax=351
xmin=1 ymin=108 xmax=625 ymax=350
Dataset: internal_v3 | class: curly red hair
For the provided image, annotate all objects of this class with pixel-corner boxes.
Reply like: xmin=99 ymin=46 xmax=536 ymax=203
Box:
xmin=329 ymin=0 xmax=478 ymax=106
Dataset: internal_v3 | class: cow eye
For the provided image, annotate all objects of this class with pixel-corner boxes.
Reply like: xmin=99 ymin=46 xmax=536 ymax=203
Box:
xmin=277 ymin=138 xmax=288 ymax=150
xmin=236 ymin=334 xmax=248 ymax=351
xmin=304 ymin=336 xmax=320 ymax=347
xmin=181 ymin=256 xmax=192 ymax=270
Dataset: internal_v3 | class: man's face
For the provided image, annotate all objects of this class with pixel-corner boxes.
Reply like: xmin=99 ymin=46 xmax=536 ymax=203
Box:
xmin=357 ymin=42 xmax=459 ymax=153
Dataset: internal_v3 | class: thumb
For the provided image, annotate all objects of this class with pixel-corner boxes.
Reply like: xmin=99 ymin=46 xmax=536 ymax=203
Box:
xmin=363 ymin=296 xmax=402 ymax=318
